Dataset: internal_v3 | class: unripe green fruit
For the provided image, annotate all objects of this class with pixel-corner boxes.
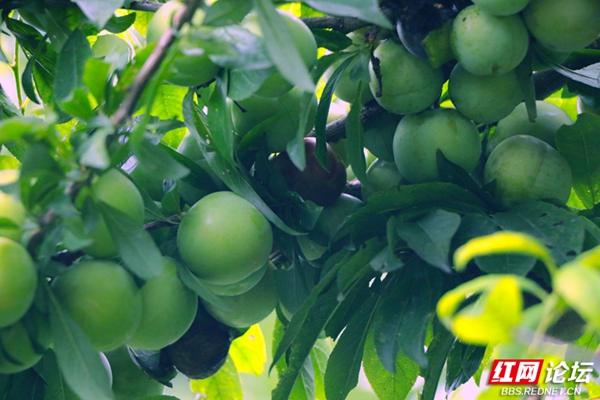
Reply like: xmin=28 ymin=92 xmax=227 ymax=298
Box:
xmin=0 ymin=313 xmax=51 ymax=373
xmin=104 ymin=346 xmax=164 ymax=400
xmin=200 ymin=262 xmax=267 ymax=297
xmin=393 ymin=108 xmax=481 ymax=183
xmin=361 ymin=159 xmax=404 ymax=199
xmin=471 ymin=0 xmax=532 ymax=16
xmin=484 ymin=135 xmax=572 ymax=207
xmin=315 ymin=194 xmax=362 ymax=240
xmin=203 ymin=264 xmax=278 ymax=328
xmin=523 ymin=0 xmax=600 ymax=53
xmin=146 ymin=1 xmax=219 ymax=87
xmin=231 ymin=87 xmax=318 ymax=153
xmin=451 ymin=6 xmax=529 ymax=75
xmin=177 ymin=191 xmax=273 ymax=285
xmin=487 ymin=101 xmax=573 ymax=154
xmin=369 ymin=40 xmax=444 ymax=115
xmin=127 ymin=258 xmax=198 ymax=350
xmin=328 ymin=60 xmax=374 ymax=105
xmin=83 ymin=169 xmax=145 ymax=259
xmin=52 ymin=260 xmax=143 ymax=351
xmin=0 ymin=185 xmax=25 ymax=242
xmin=449 ymin=63 xmax=523 ymax=124
xmin=0 ymin=237 xmax=37 ymax=328
xmin=242 ymin=10 xmax=317 ymax=97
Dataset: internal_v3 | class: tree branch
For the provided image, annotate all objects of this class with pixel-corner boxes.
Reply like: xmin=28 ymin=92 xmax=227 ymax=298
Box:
xmin=110 ymin=0 xmax=202 ymax=126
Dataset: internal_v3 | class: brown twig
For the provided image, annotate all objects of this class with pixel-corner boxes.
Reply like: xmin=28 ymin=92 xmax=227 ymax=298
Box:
xmin=110 ymin=0 xmax=202 ymax=126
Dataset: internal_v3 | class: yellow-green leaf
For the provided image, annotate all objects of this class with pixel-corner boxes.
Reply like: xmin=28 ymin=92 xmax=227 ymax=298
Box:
xmin=554 ymin=264 xmax=600 ymax=330
xmin=454 ymin=231 xmax=555 ymax=273
xmin=229 ymin=324 xmax=267 ymax=376
xmin=450 ymin=277 xmax=522 ymax=345
xmin=190 ymin=356 xmax=242 ymax=400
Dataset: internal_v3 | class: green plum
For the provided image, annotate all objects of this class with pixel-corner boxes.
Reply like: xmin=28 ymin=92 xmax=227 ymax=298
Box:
xmin=393 ymin=108 xmax=481 ymax=183
xmin=451 ymin=5 xmax=529 ymax=75
xmin=523 ymin=0 xmax=600 ymax=52
xmin=83 ymin=169 xmax=145 ymax=259
xmin=487 ymin=101 xmax=573 ymax=154
xmin=369 ymin=40 xmax=444 ymax=115
xmin=202 ymin=263 xmax=278 ymax=328
xmin=177 ymin=191 xmax=273 ymax=285
xmin=0 ymin=237 xmax=37 ymax=328
xmin=484 ymin=135 xmax=572 ymax=207
xmin=449 ymin=63 xmax=523 ymax=124
xmin=127 ymin=258 xmax=198 ymax=350
xmin=52 ymin=260 xmax=143 ymax=351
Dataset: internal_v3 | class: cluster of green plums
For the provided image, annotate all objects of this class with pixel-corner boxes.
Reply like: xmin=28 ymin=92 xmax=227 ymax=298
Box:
xmin=355 ymin=0 xmax=600 ymax=208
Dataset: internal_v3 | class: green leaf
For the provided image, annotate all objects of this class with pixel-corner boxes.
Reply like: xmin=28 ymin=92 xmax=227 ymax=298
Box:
xmin=78 ymin=127 xmax=112 ymax=169
xmin=552 ymin=62 xmax=600 ymax=89
xmin=315 ymin=55 xmax=354 ymax=167
xmin=284 ymin=90 xmax=316 ymax=171
xmin=190 ymin=356 xmax=242 ymax=400
xmin=273 ymin=319 xmax=316 ymax=400
xmin=74 ymin=0 xmax=125 ymax=28
xmin=97 ymin=202 xmax=164 ymax=280
xmin=345 ymin=86 xmax=367 ymax=182
xmin=228 ymin=68 xmax=273 ymax=101
xmin=555 ymin=264 xmax=600 ymax=331
xmin=252 ymin=0 xmax=315 ymax=92
xmin=396 ymin=210 xmax=461 ymax=272
xmin=556 ymin=113 xmax=600 ymax=209
xmin=373 ymin=263 xmax=442 ymax=371
xmin=454 ymin=231 xmax=554 ymax=274
xmin=0 ymin=368 xmax=46 ymax=400
xmin=176 ymin=261 xmax=235 ymax=313
xmin=203 ymin=26 xmax=272 ymax=70
xmin=60 ymin=88 xmax=95 ymax=121
xmin=515 ymin=45 xmax=536 ymax=122
xmin=363 ymin=326 xmax=418 ymax=400
xmin=272 ymin=286 xmax=341 ymax=400
xmin=493 ymin=201 xmax=585 ymax=265
xmin=303 ymin=0 xmax=392 ymax=28
xmin=324 ymin=296 xmax=378 ymax=400
xmin=274 ymin=261 xmax=314 ymax=316
xmin=337 ymin=238 xmax=384 ymax=293
xmin=207 ymin=75 xmax=235 ymax=164
xmin=45 ymin=285 xmax=114 ymax=400
xmin=350 ymin=183 xmax=488 ymax=223
xmin=132 ymin=139 xmax=189 ymax=181
xmin=445 ymin=342 xmax=486 ymax=393
xmin=421 ymin=323 xmax=454 ymax=400
xmin=204 ymin=0 xmax=254 ymax=26
xmin=37 ymin=350 xmax=70 ymax=400
xmin=312 ymin=29 xmax=353 ymax=52
xmin=104 ymin=12 xmax=136 ymax=33
xmin=54 ymin=29 xmax=93 ymax=104
xmin=149 ymin=85 xmax=187 ymax=121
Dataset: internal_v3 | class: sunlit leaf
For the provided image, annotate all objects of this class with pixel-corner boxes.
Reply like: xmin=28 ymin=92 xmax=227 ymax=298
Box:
xmin=229 ymin=324 xmax=266 ymax=376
